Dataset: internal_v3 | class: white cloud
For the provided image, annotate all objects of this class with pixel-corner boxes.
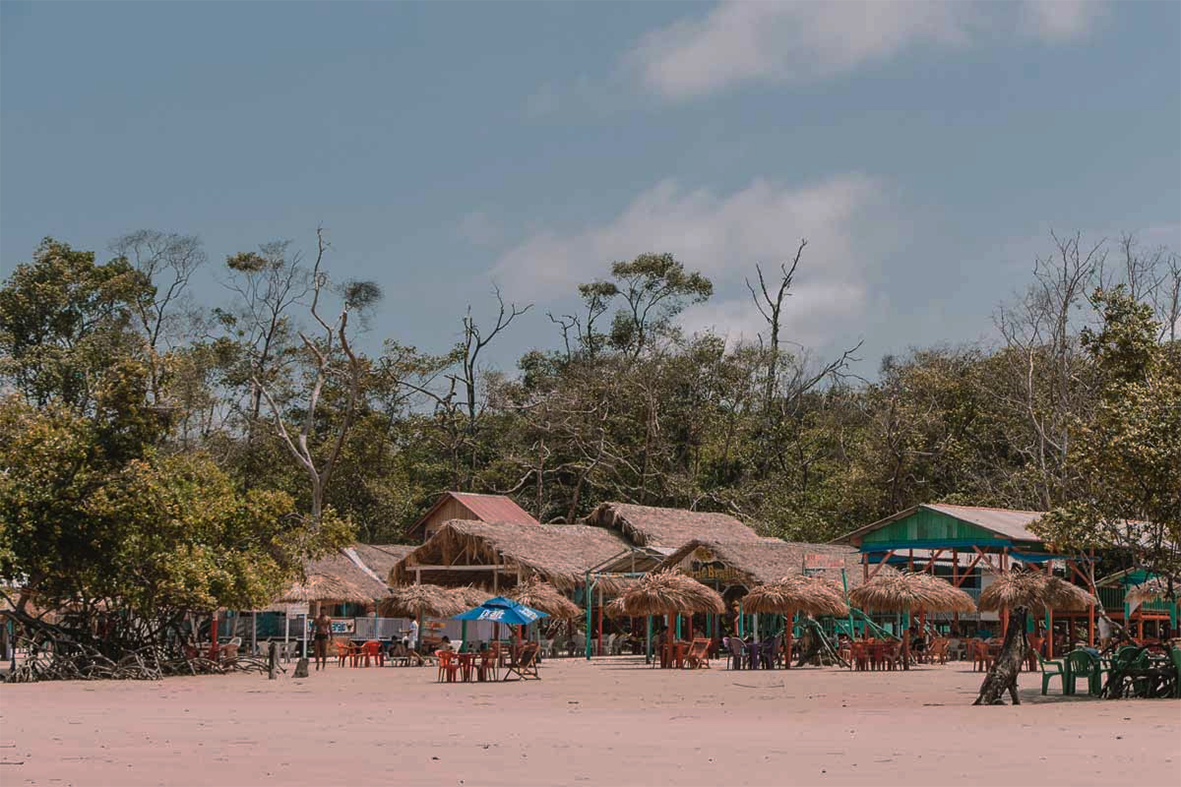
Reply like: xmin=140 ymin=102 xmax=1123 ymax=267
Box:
xmin=627 ymin=1 xmax=1105 ymax=100
xmin=681 ymin=281 xmax=869 ymax=349
xmin=1020 ymin=0 xmax=1106 ymax=42
xmin=489 ymin=174 xmax=894 ymax=344
xmin=524 ymin=83 xmax=559 ymax=119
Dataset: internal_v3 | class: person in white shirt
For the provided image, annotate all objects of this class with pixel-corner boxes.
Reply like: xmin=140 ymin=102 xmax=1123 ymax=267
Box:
xmin=408 ymin=619 xmax=420 ymax=652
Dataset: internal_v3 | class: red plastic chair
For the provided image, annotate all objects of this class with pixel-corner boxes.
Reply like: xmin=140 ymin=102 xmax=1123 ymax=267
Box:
xmin=435 ymin=651 xmax=459 ymax=683
xmin=353 ymin=641 xmax=383 ymax=667
xmin=334 ymin=640 xmax=354 ymax=667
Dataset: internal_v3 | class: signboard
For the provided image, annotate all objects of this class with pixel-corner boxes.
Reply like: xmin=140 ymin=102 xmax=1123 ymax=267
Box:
xmin=307 ymin=618 xmax=354 ymax=635
xmin=285 ymin=603 xmax=309 ymax=617
xmin=804 ymin=553 xmax=847 ymax=571
xmin=685 ymin=550 xmax=743 ymax=584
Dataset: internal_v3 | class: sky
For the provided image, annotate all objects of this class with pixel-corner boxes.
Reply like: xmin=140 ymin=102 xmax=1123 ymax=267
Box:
xmin=2 ymin=1 xmax=1179 ymax=377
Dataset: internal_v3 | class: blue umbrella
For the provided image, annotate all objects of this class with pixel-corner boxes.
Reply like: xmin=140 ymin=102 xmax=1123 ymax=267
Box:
xmin=453 ymin=596 xmax=549 ymax=626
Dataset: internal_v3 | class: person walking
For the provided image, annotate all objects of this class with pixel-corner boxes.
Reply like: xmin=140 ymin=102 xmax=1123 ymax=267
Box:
xmin=312 ymin=609 xmax=332 ymax=671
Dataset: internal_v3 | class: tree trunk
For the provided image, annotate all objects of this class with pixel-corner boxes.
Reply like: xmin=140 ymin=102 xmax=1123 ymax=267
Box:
xmin=974 ymin=606 xmax=1028 ymax=705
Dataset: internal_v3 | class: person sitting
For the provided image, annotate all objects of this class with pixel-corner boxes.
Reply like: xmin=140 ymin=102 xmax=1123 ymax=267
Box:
xmin=438 ymin=635 xmax=454 ymax=653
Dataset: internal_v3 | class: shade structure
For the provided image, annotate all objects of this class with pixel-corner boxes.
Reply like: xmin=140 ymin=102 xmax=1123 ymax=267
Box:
xmin=1125 ymin=577 xmax=1177 ymax=606
xmin=849 ymin=572 xmax=976 ymax=614
xmin=978 ymin=571 xmax=1096 ymax=613
xmin=604 ymin=597 xmax=629 ymax=618
xmin=453 ymin=596 xmax=549 ymax=626
xmin=612 ymin=570 xmax=725 ymax=617
xmin=274 ymin=551 xmax=390 ymax=605
xmin=380 ymin=584 xmax=466 ymax=619
xmin=743 ymin=576 xmax=849 ymax=617
xmin=508 ymin=576 xmax=581 ymax=619
xmin=450 ymin=585 xmax=493 ymax=609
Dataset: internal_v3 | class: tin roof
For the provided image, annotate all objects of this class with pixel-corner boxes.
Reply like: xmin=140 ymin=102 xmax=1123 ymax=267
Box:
xmin=407 ymin=491 xmax=539 ymax=538
xmin=832 ymin=503 xmax=1048 ymax=547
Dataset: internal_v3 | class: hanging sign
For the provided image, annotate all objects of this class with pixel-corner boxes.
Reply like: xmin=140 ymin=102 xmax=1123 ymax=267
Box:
xmin=285 ymin=603 xmax=309 ymax=617
xmin=804 ymin=553 xmax=847 ymax=571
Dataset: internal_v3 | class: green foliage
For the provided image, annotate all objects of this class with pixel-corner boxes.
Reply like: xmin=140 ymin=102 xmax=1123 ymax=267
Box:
xmin=0 ymin=238 xmax=151 ymax=408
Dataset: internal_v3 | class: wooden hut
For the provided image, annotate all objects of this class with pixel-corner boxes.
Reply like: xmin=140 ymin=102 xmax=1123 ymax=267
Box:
xmin=582 ymin=502 xmax=761 ymax=548
xmin=390 ymin=520 xmax=630 ymax=593
xmin=406 ymin=491 xmax=538 ymax=542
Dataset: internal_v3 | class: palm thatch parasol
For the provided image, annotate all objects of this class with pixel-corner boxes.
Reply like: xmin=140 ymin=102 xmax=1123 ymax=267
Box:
xmin=849 ymin=572 xmax=976 ymax=614
xmin=978 ymin=572 xmax=1095 ymax=614
xmin=604 ymin=597 xmax=629 ymax=618
xmin=275 ymin=551 xmax=390 ymax=605
xmin=508 ymin=576 xmax=581 ymax=619
xmin=974 ymin=571 xmax=1095 ymax=706
xmin=380 ymin=584 xmax=466 ymax=619
xmin=449 ymin=585 xmax=493 ymax=609
xmin=613 ymin=570 xmax=725 ymax=617
xmin=1124 ymin=577 xmax=1177 ymax=606
xmin=743 ymin=576 xmax=849 ymax=617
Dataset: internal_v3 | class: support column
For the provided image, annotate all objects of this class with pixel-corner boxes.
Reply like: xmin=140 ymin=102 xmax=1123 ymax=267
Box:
xmin=596 ymin=584 xmax=604 ymax=656
xmin=1046 ymin=607 xmax=1053 ymax=659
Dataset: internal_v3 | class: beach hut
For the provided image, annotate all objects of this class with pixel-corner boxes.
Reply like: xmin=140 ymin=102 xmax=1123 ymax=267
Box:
xmin=406 ymin=491 xmax=538 ymax=543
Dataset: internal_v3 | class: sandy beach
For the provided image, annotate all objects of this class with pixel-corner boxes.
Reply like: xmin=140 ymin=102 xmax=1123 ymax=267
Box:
xmin=1 ymin=658 xmax=1178 ymax=787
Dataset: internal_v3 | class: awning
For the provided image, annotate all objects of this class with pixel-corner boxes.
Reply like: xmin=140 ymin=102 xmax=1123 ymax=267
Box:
xmin=859 ymin=538 xmax=1013 ymax=553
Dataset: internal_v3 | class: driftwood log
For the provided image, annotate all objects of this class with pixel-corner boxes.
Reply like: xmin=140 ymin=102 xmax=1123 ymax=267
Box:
xmin=973 ymin=606 xmax=1028 ymax=705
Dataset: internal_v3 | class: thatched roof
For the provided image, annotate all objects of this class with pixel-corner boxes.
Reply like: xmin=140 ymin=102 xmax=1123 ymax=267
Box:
xmin=1125 ymin=577 xmax=1178 ymax=605
xmin=349 ymin=544 xmax=415 ymax=583
xmin=849 ymin=572 xmax=976 ymax=614
xmin=979 ymin=572 xmax=1096 ymax=613
xmin=391 ymin=519 xmax=631 ymax=591
xmin=450 ymin=585 xmax=493 ymax=609
xmin=275 ymin=550 xmax=391 ymax=605
xmin=654 ymin=539 xmax=877 ymax=588
xmin=742 ymin=576 xmax=850 ymax=617
xmin=508 ymin=576 xmax=582 ymax=619
xmin=612 ymin=570 xmax=725 ymax=616
xmin=380 ymin=584 xmax=466 ymax=619
xmin=583 ymin=503 xmax=760 ymax=548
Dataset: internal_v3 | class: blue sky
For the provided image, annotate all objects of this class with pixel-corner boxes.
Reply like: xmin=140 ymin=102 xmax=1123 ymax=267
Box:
xmin=2 ymin=1 xmax=1178 ymax=375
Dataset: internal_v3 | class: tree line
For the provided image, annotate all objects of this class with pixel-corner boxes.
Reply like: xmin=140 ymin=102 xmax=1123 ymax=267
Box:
xmin=1 ymin=228 xmax=1179 ymax=635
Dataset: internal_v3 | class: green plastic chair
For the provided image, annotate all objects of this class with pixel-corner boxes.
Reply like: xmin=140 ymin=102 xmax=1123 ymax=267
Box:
xmin=1036 ymin=650 xmax=1068 ymax=695
xmin=1170 ymin=648 xmax=1181 ymax=699
xmin=1065 ymin=649 xmax=1102 ymax=696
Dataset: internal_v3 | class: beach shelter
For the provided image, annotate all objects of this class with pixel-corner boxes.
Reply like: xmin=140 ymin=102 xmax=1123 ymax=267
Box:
xmin=849 ymin=572 xmax=976 ymax=669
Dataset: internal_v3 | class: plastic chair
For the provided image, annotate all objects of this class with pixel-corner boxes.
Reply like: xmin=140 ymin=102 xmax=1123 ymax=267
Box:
xmin=355 ymin=640 xmax=384 ymax=667
xmin=1065 ymin=649 xmax=1101 ymax=696
xmin=435 ymin=651 xmax=459 ymax=683
xmin=1036 ymin=650 xmax=1068 ymax=695
xmin=334 ymin=640 xmax=354 ymax=667
xmin=726 ymin=637 xmax=745 ymax=670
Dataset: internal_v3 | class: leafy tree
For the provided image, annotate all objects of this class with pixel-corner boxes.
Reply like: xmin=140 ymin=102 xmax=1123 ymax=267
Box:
xmin=1033 ymin=287 xmax=1181 ymax=581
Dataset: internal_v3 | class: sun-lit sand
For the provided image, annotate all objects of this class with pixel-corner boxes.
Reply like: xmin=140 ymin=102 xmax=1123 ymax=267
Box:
xmin=2 ymin=657 xmax=1178 ymax=787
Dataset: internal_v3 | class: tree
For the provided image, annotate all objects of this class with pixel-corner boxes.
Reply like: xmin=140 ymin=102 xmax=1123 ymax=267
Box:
xmin=1033 ymin=287 xmax=1181 ymax=581
xmin=606 ymin=253 xmax=712 ymax=358
xmin=0 ymin=238 xmax=150 ymax=410
xmin=252 ymin=229 xmax=380 ymax=527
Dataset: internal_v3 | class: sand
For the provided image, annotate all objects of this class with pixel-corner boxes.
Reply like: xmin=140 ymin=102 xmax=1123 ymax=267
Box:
xmin=1 ymin=657 xmax=1178 ymax=787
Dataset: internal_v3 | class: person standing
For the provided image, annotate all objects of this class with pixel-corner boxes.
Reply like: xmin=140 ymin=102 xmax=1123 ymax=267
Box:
xmin=312 ymin=609 xmax=332 ymax=671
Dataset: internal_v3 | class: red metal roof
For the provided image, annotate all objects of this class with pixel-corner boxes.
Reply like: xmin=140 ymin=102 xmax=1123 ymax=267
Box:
xmin=448 ymin=492 xmax=538 ymax=525
xmin=407 ymin=491 xmax=538 ymax=538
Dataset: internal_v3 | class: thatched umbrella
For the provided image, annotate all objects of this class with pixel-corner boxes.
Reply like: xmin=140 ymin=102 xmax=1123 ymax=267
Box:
xmin=274 ymin=551 xmax=390 ymax=657
xmin=744 ymin=576 xmax=849 ymax=617
xmin=612 ymin=571 xmax=723 ymax=664
xmin=849 ymin=572 xmax=975 ymax=615
xmin=743 ymin=575 xmax=849 ymax=670
xmin=978 ymin=572 xmax=1095 ymax=615
xmin=1124 ymin=577 xmax=1177 ymax=606
xmin=381 ymin=584 xmax=467 ymax=652
xmin=613 ymin=570 xmax=725 ymax=617
xmin=848 ymin=572 xmax=975 ymax=670
xmin=508 ymin=577 xmax=581 ymax=619
xmin=450 ymin=586 xmax=493 ymax=609
xmin=974 ymin=571 xmax=1096 ymax=706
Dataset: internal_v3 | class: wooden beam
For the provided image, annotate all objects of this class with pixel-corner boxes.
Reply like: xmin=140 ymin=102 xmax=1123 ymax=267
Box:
xmin=954 ymin=551 xmax=984 ymax=587
xmin=921 ymin=549 xmax=944 ymax=574
xmin=867 ymin=550 xmax=896 ymax=580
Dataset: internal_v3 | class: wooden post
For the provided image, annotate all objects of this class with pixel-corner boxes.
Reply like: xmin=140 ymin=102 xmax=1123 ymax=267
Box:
xmin=784 ymin=608 xmax=793 ymax=670
xmin=208 ymin=611 xmax=219 ymax=661
xmin=952 ymin=548 xmax=960 ymax=634
xmin=1046 ymin=607 xmax=1053 ymax=659
xmin=597 ymin=584 xmax=604 ymax=656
